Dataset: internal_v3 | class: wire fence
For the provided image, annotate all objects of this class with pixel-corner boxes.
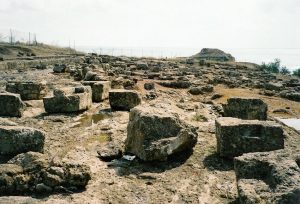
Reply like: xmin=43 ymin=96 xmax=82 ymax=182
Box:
xmin=77 ymin=46 xmax=192 ymax=58
xmin=0 ymin=28 xmax=38 ymax=45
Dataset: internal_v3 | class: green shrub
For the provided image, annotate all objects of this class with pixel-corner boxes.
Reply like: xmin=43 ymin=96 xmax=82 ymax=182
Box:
xmin=293 ymin=68 xmax=300 ymax=77
xmin=280 ymin=66 xmax=290 ymax=75
xmin=260 ymin=58 xmax=290 ymax=74
xmin=192 ymin=113 xmax=208 ymax=122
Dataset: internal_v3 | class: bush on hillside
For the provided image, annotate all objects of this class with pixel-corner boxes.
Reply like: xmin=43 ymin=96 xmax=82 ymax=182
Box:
xmin=260 ymin=59 xmax=290 ymax=74
xmin=280 ymin=66 xmax=290 ymax=75
xmin=293 ymin=68 xmax=300 ymax=77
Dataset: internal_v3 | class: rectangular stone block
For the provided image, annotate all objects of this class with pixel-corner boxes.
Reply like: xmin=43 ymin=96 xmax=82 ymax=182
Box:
xmin=109 ymin=89 xmax=141 ymax=111
xmin=215 ymin=117 xmax=284 ymax=158
xmin=0 ymin=93 xmax=25 ymax=117
xmin=82 ymin=81 xmax=111 ymax=102
xmin=6 ymin=81 xmax=47 ymax=100
xmin=223 ymin=97 xmax=268 ymax=120
xmin=43 ymin=86 xmax=92 ymax=113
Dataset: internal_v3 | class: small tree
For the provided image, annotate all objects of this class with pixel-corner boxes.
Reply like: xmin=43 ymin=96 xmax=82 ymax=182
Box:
xmin=280 ymin=66 xmax=290 ymax=75
xmin=260 ymin=58 xmax=288 ymax=74
xmin=268 ymin=58 xmax=281 ymax=73
xmin=293 ymin=68 xmax=300 ymax=77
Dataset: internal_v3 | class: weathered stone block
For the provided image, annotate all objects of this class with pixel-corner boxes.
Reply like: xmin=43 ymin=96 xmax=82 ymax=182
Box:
xmin=53 ymin=64 xmax=66 ymax=73
xmin=223 ymin=97 xmax=268 ymax=120
xmin=158 ymin=81 xmax=191 ymax=89
xmin=144 ymin=82 xmax=155 ymax=90
xmin=0 ymin=126 xmax=45 ymax=156
xmin=264 ymin=82 xmax=283 ymax=91
xmin=0 ymin=93 xmax=25 ymax=117
xmin=234 ymin=150 xmax=300 ymax=204
xmin=189 ymin=85 xmax=214 ymax=95
xmin=6 ymin=81 xmax=47 ymax=100
xmin=43 ymin=86 xmax=92 ymax=113
xmin=82 ymin=81 xmax=111 ymax=102
xmin=125 ymin=102 xmax=197 ymax=161
xmin=0 ymin=152 xmax=91 ymax=195
xmin=109 ymin=89 xmax=141 ymax=111
xmin=136 ymin=61 xmax=148 ymax=70
xmin=215 ymin=117 xmax=284 ymax=158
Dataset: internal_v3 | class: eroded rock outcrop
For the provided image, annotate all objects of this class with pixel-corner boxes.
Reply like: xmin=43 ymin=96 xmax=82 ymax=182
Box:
xmin=234 ymin=150 xmax=300 ymax=204
xmin=192 ymin=48 xmax=235 ymax=62
xmin=125 ymin=102 xmax=197 ymax=161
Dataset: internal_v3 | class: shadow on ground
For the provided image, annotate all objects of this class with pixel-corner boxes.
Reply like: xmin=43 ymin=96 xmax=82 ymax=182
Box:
xmin=203 ymin=152 xmax=234 ymax=171
xmin=108 ymin=149 xmax=194 ymax=176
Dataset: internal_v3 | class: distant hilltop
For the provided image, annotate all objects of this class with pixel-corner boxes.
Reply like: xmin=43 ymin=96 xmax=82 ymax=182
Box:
xmin=192 ymin=48 xmax=235 ymax=62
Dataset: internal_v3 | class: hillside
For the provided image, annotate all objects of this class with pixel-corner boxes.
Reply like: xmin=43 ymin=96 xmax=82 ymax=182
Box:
xmin=0 ymin=43 xmax=81 ymax=60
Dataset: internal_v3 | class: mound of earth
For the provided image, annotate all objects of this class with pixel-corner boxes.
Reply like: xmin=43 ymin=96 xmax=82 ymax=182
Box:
xmin=192 ymin=48 xmax=235 ymax=62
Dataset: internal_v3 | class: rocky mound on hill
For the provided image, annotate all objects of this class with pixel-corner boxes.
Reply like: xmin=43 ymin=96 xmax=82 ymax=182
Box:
xmin=192 ymin=48 xmax=235 ymax=62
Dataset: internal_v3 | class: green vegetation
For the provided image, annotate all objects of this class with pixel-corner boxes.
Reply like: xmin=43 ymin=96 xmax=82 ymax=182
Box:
xmin=192 ymin=113 xmax=208 ymax=122
xmin=293 ymin=68 xmax=300 ymax=77
xmin=280 ymin=66 xmax=290 ymax=75
xmin=260 ymin=58 xmax=290 ymax=75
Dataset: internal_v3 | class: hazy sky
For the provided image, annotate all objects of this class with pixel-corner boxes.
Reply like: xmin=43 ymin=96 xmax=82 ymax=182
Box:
xmin=0 ymin=0 xmax=300 ymax=48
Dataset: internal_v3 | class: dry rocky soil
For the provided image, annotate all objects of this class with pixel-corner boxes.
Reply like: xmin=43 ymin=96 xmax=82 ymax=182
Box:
xmin=0 ymin=47 xmax=299 ymax=204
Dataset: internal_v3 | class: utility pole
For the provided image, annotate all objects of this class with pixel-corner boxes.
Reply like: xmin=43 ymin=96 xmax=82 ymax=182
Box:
xmin=68 ymin=39 xmax=71 ymax=54
xmin=34 ymin=34 xmax=37 ymax=45
xmin=10 ymin=29 xmax=13 ymax=45
xmin=29 ymin=32 xmax=31 ymax=45
xmin=73 ymin=40 xmax=76 ymax=54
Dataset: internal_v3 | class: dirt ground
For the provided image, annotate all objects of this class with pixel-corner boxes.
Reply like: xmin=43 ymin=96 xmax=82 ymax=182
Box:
xmin=0 ymin=65 xmax=300 ymax=204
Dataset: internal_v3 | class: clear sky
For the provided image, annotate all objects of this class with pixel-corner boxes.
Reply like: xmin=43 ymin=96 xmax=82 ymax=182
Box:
xmin=0 ymin=0 xmax=300 ymax=48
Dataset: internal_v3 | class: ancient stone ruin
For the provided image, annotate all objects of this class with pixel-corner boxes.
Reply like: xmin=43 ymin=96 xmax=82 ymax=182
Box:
xmin=0 ymin=126 xmax=45 ymax=157
xmin=125 ymin=102 xmax=197 ymax=161
xmin=82 ymin=81 xmax=111 ymax=102
xmin=1 ymin=46 xmax=300 ymax=203
xmin=234 ymin=150 xmax=300 ymax=203
xmin=215 ymin=117 xmax=284 ymax=158
xmin=43 ymin=86 xmax=92 ymax=113
xmin=109 ymin=89 xmax=141 ymax=111
xmin=0 ymin=152 xmax=91 ymax=195
xmin=0 ymin=93 xmax=26 ymax=117
xmin=223 ymin=97 xmax=268 ymax=120
xmin=6 ymin=81 xmax=47 ymax=100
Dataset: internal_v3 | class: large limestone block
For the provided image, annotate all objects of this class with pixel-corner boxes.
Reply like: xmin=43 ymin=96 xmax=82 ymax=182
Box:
xmin=223 ymin=97 xmax=268 ymax=120
xmin=43 ymin=86 xmax=92 ymax=113
xmin=109 ymin=89 xmax=141 ymax=111
xmin=215 ymin=117 xmax=284 ymax=158
xmin=125 ymin=102 xmax=197 ymax=161
xmin=0 ymin=93 xmax=25 ymax=117
xmin=6 ymin=81 xmax=47 ymax=100
xmin=0 ymin=126 xmax=45 ymax=156
xmin=82 ymin=81 xmax=110 ymax=102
